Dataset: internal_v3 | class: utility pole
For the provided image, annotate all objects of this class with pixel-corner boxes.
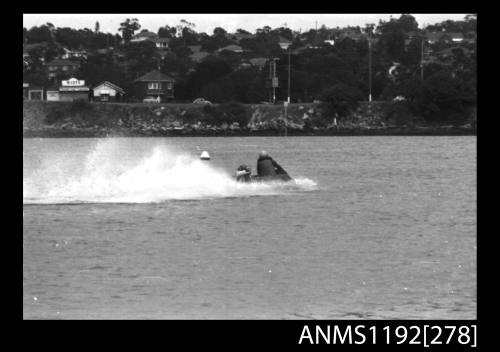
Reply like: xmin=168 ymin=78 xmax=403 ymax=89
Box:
xmin=268 ymin=59 xmax=273 ymax=103
xmin=268 ymin=58 xmax=279 ymax=104
xmin=270 ymin=58 xmax=279 ymax=104
xmin=287 ymin=46 xmax=291 ymax=104
xmin=420 ymin=36 xmax=425 ymax=81
xmin=368 ymin=35 xmax=372 ymax=102
xmin=272 ymin=59 xmax=276 ymax=104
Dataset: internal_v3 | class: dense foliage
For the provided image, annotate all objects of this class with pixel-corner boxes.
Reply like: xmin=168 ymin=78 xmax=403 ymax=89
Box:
xmin=23 ymin=14 xmax=476 ymax=124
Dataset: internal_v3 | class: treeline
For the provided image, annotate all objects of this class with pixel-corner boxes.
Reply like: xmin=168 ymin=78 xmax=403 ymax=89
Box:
xmin=23 ymin=14 xmax=476 ymax=124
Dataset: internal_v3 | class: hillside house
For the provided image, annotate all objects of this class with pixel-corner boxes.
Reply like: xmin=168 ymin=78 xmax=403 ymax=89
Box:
xmin=339 ymin=31 xmax=366 ymax=42
xmin=44 ymin=59 xmax=80 ymax=81
xmin=217 ymin=44 xmax=244 ymax=54
xmin=448 ymin=33 xmax=464 ymax=43
xmin=278 ymin=36 xmax=292 ymax=47
xmin=227 ymin=32 xmax=255 ymax=43
xmin=154 ymin=38 xmax=170 ymax=49
xmin=131 ymin=31 xmax=158 ymax=43
xmin=134 ymin=70 xmax=175 ymax=102
xmin=190 ymin=51 xmax=210 ymax=62
xmin=92 ymin=81 xmax=125 ymax=102
xmin=425 ymin=32 xmax=465 ymax=44
xmin=62 ymin=48 xmax=87 ymax=60
xmin=188 ymin=45 xmax=210 ymax=62
xmin=249 ymin=57 xmax=267 ymax=70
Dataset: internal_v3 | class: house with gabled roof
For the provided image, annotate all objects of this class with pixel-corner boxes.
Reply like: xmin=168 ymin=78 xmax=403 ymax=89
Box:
xmin=277 ymin=36 xmax=292 ymax=45
xmin=62 ymin=47 xmax=88 ymax=60
xmin=190 ymin=51 xmax=210 ymax=63
xmin=154 ymin=37 xmax=170 ymax=49
xmin=227 ymin=32 xmax=255 ymax=43
xmin=425 ymin=31 xmax=464 ymax=44
xmin=217 ymin=44 xmax=244 ymax=54
xmin=249 ymin=57 xmax=267 ymax=70
xmin=92 ymin=81 xmax=125 ymax=102
xmin=447 ymin=32 xmax=464 ymax=42
xmin=134 ymin=70 xmax=175 ymax=102
xmin=131 ymin=31 xmax=159 ymax=43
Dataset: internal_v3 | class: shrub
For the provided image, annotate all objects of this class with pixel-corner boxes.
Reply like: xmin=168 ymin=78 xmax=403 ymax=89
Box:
xmin=216 ymin=102 xmax=250 ymax=126
xmin=44 ymin=109 xmax=65 ymax=125
xmin=413 ymin=71 xmax=475 ymax=125
xmin=383 ymin=101 xmax=417 ymax=126
xmin=70 ymin=98 xmax=92 ymax=113
xmin=182 ymin=108 xmax=205 ymax=124
xmin=203 ymin=102 xmax=250 ymax=126
xmin=319 ymin=83 xmax=364 ymax=119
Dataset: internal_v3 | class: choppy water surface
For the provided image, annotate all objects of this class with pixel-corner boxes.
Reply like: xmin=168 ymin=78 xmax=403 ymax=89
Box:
xmin=23 ymin=136 xmax=476 ymax=319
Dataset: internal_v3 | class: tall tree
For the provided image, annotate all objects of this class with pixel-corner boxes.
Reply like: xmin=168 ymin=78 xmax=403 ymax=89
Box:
xmin=213 ymin=27 xmax=227 ymax=37
xmin=158 ymin=25 xmax=176 ymax=38
xmin=26 ymin=24 xmax=53 ymax=43
xmin=118 ymin=18 xmax=141 ymax=44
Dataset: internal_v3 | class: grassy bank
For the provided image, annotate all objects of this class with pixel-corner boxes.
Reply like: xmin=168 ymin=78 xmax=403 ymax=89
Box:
xmin=23 ymin=100 xmax=476 ymax=137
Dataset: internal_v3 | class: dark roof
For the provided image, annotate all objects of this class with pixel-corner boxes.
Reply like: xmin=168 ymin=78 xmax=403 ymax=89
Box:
xmin=45 ymin=59 xmax=80 ymax=67
xmin=278 ymin=36 xmax=292 ymax=44
xmin=190 ymin=51 xmax=210 ymax=62
xmin=217 ymin=44 xmax=243 ymax=52
xmin=230 ymin=32 xmax=255 ymax=43
xmin=94 ymin=81 xmax=125 ymax=94
xmin=134 ymin=70 xmax=175 ymax=82
xmin=94 ymin=48 xmax=111 ymax=55
xmin=249 ymin=57 xmax=267 ymax=67
xmin=188 ymin=45 xmax=202 ymax=53
xmin=133 ymin=31 xmax=158 ymax=39
xmin=339 ymin=32 xmax=366 ymax=41
xmin=447 ymin=32 xmax=464 ymax=39
xmin=23 ymin=42 xmax=49 ymax=54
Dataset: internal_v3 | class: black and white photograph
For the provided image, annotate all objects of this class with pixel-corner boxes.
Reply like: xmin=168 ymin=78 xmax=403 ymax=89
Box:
xmin=23 ymin=13 xmax=476 ymax=321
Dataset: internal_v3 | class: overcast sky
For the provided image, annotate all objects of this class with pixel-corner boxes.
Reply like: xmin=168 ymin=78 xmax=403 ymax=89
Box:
xmin=23 ymin=14 xmax=470 ymax=34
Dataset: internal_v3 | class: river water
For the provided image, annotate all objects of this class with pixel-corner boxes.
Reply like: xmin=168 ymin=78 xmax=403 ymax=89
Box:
xmin=23 ymin=136 xmax=476 ymax=319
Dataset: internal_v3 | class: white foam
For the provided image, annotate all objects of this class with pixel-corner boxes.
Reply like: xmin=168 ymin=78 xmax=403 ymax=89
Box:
xmin=23 ymin=140 xmax=317 ymax=204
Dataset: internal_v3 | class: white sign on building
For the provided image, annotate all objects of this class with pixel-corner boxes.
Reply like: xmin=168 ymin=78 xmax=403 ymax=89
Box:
xmin=61 ymin=78 xmax=85 ymax=86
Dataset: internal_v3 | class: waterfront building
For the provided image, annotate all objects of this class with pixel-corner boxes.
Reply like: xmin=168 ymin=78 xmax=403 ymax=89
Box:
xmin=134 ymin=70 xmax=175 ymax=103
xmin=93 ymin=81 xmax=125 ymax=102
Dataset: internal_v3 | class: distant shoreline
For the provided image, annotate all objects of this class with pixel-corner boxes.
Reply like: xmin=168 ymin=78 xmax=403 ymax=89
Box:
xmin=23 ymin=100 xmax=476 ymax=138
xmin=23 ymin=127 xmax=476 ymax=138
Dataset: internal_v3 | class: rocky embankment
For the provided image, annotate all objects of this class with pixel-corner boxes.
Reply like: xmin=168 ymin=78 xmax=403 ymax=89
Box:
xmin=23 ymin=100 xmax=476 ymax=137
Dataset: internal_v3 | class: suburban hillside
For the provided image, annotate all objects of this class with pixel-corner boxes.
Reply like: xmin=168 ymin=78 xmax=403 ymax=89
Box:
xmin=23 ymin=14 xmax=476 ymax=127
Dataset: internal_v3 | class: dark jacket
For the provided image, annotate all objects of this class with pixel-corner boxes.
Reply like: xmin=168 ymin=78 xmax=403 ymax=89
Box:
xmin=257 ymin=156 xmax=278 ymax=177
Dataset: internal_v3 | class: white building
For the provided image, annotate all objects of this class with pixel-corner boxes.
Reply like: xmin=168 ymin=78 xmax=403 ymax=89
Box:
xmin=92 ymin=81 xmax=125 ymax=102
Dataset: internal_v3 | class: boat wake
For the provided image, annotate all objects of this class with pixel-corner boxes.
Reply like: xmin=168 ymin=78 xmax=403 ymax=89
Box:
xmin=23 ymin=140 xmax=317 ymax=204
